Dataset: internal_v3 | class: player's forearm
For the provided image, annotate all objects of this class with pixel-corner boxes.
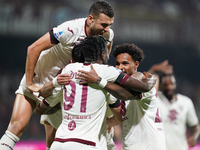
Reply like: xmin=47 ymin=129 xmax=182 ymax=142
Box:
xmin=104 ymin=82 xmax=135 ymax=100
xmin=26 ymin=32 xmax=55 ymax=85
xmin=122 ymin=75 xmax=156 ymax=92
xmin=192 ymin=125 xmax=200 ymax=141
xmin=148 ymin=65 xmax=157 ymax=74
xmin=26 ymin=46 xmax=40 ymax=85
xmin=39 ymin=81 xmax=55 ymax=98
xmin=107 ymin=116 xmax=122 ymax=127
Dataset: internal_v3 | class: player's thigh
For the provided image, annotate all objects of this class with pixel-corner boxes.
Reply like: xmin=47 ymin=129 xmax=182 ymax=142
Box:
xmin=51 ymin=141 xmax=101 ymax=150
xmin=8 ymin=94 xmax=36 ymax=130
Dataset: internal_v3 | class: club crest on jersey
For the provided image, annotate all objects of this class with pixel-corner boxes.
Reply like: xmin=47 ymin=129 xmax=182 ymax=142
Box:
xmin=54 ymin=30 xmax=64 ymax=39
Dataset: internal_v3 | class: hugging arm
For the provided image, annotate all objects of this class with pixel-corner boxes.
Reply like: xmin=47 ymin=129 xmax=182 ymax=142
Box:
xmin=77 ymin=65 xmax=140 ymax=100
xmin=26 ymin=32 xmax=55 ymax=92
xmin=37 ymin=73 xmax=71 ymax=115
xmin=116 ymin=71 xmax=156 ymax=92
xmin=77 ymin=65 xmax=156 ymax=95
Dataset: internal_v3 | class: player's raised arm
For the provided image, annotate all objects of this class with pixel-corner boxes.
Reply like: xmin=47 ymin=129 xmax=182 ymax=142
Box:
xmin=26 ymin=32 xmax=55 ymax=92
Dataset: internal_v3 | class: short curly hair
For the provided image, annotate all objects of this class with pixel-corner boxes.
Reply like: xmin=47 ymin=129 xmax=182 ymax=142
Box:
xmin=89 ymin=0 xmax=114 ymax=18
xmin=112 ymin=43 xmax=145 ymax=62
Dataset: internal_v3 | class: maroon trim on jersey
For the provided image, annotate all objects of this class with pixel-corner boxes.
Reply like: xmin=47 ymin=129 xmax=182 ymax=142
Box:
xmin=54 ymin=138 xmax=96 ymax=146
xmin=83 ymin=63 xmax=91 ymax=66
xmin=155 ymin=92 xmax=158 ymax=98
xmin=84 ymin=19 xmax=88 ymax=37
xmin=120 ymin=75 xmax=130 ymax=85
xmin=139 ymin=93 xmax=143 ymax=99
xmin=42 ymin=99 xmax=49 ymax=106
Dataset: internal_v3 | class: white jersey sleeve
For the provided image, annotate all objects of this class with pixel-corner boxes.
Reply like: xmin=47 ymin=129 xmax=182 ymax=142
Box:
xmin=94 ymin=64 xmax=122 ymax=83
xmin=186 ymin=96 xmax=199 ymax=126
xmin=53 ymin=18 xmax=87 ymax=46
xmin=109 ymin=94 xmax=118 ymax=105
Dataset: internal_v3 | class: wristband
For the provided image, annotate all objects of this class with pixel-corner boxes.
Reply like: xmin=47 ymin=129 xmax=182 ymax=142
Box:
xmin=52 ymin=76 xmax=59 ymax=87
xmin=99 ymin=78 xmax=108 ymax=88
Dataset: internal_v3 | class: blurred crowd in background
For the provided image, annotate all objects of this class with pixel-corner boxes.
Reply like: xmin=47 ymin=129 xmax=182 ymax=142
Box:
xmin=0 ymin=0 xmax=200 ymax=142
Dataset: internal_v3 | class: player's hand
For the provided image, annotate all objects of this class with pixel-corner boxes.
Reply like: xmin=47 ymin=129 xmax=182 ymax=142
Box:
xmin=149 ymin=60 xmax=173 ymax=74
xmin=157 ymin=60 xmax=173 ymax=74
xmin=27 ymin=84 xmax=41 ymax=93
xmin=142 ymin=72 xmax=156 ymax=89
xmin=77 ymin=64 xmax=99 ymax=84
xmin=57 ymin=73 xmax=72 ymax=85
xmin=188 ymin=136 xmax=197 ymax=147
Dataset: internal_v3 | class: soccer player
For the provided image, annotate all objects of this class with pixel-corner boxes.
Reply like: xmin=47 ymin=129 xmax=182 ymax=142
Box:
xmin=0 ymin=1 xmax=115 ymax=150
xmin=78 ymin=43 xmax=166 ymax=150
xmin=158 ymin=73 xmax=200 ymax=150
xmin=36 ymin=36 xmax=156 ymax=150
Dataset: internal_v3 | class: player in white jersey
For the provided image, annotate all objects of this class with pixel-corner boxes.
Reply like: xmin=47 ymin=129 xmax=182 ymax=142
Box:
xmin=36 ymin=36 xmax=157 ymax=149
xmin=158 ymin=73 xmax=200 ymax=150
xmin=78 ymin=43 xmax=166 ymax=150
xmin=0 ymin=1 xmax=115 ymax=150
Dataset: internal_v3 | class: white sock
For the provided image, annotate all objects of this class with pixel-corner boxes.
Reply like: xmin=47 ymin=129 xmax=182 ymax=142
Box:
xmin=46 ymin=147 xmax=50 ymax=150
xmin=0 ymin=130 xmax=20 ymax=150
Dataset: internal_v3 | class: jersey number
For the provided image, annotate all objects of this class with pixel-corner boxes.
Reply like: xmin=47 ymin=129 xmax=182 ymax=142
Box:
xmin=64 ymin=81 xmax=88 ymax=113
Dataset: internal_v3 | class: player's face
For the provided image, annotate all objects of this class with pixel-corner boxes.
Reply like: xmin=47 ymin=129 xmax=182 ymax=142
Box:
xmin=160 ymin=75 xmax=176 ymax=100
xmin=89 ymin=13 xmax=114 ymax=36
xmin=115 ymin=53 xmax=139 ymax=76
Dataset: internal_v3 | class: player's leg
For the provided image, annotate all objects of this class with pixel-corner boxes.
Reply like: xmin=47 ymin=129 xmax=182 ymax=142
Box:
xmin=44 ymin=121 xmax=57 ymax=149
xmin=40 ymin=109 xmax=62 ymax=149
xmin=0 ymin=94 xmax=36 ymax=150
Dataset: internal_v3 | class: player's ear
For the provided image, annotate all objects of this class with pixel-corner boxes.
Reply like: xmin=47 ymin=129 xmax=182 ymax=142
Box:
xmin=134 ymin=61 xmax=140 ymax=69
xmin=70 ymin=59 xmax=75 ymax=63
xmin=101 ymin=52 xmax=106 ymax=60
xmin=88 ymin=14 xmax=94 ymax=24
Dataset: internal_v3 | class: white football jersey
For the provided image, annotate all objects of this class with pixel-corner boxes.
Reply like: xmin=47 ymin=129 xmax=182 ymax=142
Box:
xmin=158 ymin=91 xmax=199 ymax=150
xmin=45 ymin=63 xmax=122 ymax=147
xmin=34 ymin=18 xmax=114 ymax=84
xmin=121 ymin=88 xmax=166 ymax=150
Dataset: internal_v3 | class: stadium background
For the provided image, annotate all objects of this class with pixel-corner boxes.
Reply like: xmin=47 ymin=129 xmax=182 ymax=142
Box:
xmin=0 ymin=0 xmax=200 ymax=149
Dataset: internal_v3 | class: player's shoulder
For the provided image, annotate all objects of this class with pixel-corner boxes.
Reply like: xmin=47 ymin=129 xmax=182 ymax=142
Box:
xmin=55 ymin=18 xmax=86 ymax=33
xmin=177 ymin=93 xmax=192 ymax=103
xmin=62 ymin=62 xmax=80 ymax=71
xmin=92 ymin=64 xmax=121 ymax=72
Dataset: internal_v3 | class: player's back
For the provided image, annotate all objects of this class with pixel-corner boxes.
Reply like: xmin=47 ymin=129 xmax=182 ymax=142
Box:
xmin=55 ymin=63 xmax=119 ymax=147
